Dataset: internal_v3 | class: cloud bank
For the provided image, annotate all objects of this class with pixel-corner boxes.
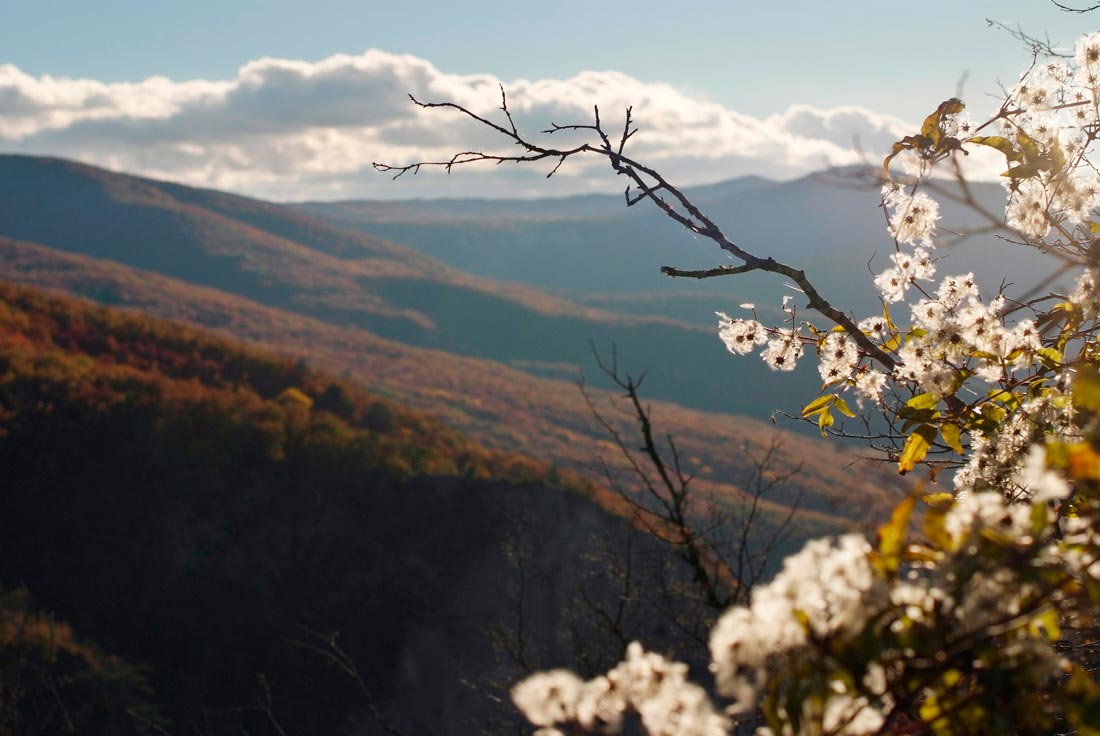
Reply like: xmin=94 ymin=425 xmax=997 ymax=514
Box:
xmin=0 ymin=51 xmax=917 ymax=200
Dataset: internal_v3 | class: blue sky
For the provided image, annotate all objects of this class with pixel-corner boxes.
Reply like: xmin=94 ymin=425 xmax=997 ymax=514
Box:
xmin=0 ymin=1 xmax=1094 ymax=199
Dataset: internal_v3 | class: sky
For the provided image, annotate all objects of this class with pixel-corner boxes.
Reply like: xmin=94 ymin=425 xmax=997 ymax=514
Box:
xmin=0 ymin=1 xmax=1094 ymax=200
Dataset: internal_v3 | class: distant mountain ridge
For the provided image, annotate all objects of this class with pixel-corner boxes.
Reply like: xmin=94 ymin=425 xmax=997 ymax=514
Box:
xmin=0 ymin=154 xmax=822 ymax=421
xmin=298 ymin=169 xmax=1069 ymax=328
xmin=301 ymin=174 xmax=775 ymax=225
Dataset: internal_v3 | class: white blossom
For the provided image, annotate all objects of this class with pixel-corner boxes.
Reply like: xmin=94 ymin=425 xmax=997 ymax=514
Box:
xmin=1071 ymin=269 xmax=1100 ymax=319
xmin=709 ymin=535 xmax=882 ymax=711
xmin=818 ymin=332 xmax=859 ymax=385
xmin=716 ymin=312 xmax=767 ymax=356
xmin=822 ymin=694 xmax=885 ymax=736
xmin=513 ymin=670 xmax=584 ymax=727
xmin=1006 ymin=179 xmax=1051 ymax=240
xmin=885 ymin=190 xmax=940 ymax=247
xmin=935 ymin=273 xmax=978 ymax=307
xmin=1014 ymin=445 xmax=1071 ymax=503
xmin=1076 ymin=31 xmax=1100 ymax=88
xmin=854 ymin=369 xmax=887 ymax=405
xmin=761 ymin=328 xmax=803 ymax=372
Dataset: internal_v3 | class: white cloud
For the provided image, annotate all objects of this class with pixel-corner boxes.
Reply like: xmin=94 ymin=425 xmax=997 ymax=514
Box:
xmin=0 ymin=51 xmax=919 ymax=200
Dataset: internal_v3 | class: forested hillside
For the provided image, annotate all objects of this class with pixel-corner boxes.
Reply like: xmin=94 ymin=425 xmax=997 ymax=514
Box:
xmin=0 ymin=236 xmax=907 ymax=524
xmin=0 ymin=282 xmax=708 ymax=734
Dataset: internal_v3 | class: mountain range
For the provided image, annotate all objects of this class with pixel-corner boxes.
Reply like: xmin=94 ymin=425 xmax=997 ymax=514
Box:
xmin=0 ymin=154 xmax=912 ymax=522
xmin=0 ymin=152 xmax=967 ymax=732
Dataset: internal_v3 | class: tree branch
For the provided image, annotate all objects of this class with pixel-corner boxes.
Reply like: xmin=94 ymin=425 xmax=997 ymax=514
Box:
xmin=374 ymin=92 xmax=897 ymax=370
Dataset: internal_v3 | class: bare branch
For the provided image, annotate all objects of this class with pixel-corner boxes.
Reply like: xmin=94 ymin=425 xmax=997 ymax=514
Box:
xmin=287 ymin=628 xmax=406 ymax=736
xmin=987 ymin=18 xmax=1071 ymax=57
xmin=580 ymin=345 xmax=804 ymax=616
xmin=374 ymin=93 xmax=897 ymax=370
xmin=1051 ymin=1 xmax=1100 ymax=13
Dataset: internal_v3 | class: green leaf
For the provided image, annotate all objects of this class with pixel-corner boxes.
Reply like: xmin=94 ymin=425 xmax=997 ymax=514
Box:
xmin=899 ymin=424 xmax=937 ymax=475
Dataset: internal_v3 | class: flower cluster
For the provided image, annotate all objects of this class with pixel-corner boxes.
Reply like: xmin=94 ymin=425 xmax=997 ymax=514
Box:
xmin=882 ymin=184 xmax=940 ymax=247
xmin=713 ymin=31 xmax=1100 ymax=490
xmin=515 ymin=457 xmax=1100 ymax=734
xmin=717 ymin=297 xmax=805 ymax=372
xmin=708 ymin=535 xmax=883 ymax=714
xmin=512 ymin=643 xmax=730 ymax=736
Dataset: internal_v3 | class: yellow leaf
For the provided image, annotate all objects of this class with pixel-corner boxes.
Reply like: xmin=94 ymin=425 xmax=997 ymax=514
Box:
xmin=1003 ymin=161 xmax=1044 ymax=179
xmin=1037 ymin=347 xmax=1063 ymax=369
xmin=899 ymin=424 xmax=937 ymax=475
xmin=883 ymin=303 xmax=898 ymax=332
xmin=834 ymin=397 xmax=856 ymax=418
xmin=922 ymin=491 xmax=954 ymax=506
xmin=919 ymin=693 xmax=941 ymax=724
xmin=906 ymin=393 xmax=940 ymax=411
xmin=878 ymin=495 xmax=917 ymax=574
xmin=1074 ymin=364 xmax=1100 ymax=412
xmin=1017 ymin=129 xmax=1041 ymax=162
xmin=1029 ymin=606 xmax=1061 ymax=643
xmin=818 ymin=406 xmax=834 ymax=438
xmin=923 ymin=504 xmax=954 ymax=551
xmin=1052 ymin=136 xmax=1067 ymax=172
xmin=920 ymin=98 xmax=965 ymax=147
xmin=980 ymin=403 xmax=1007 ymax=424
xmin=801 ymin=394 xmax=833 ymax=418
xmin=967 ymin=135 xmax=1021 ymax=163
xmin=941 ymin=423 xmax=964 ymax=455
xmin=1068 ymin=443 xmax=1100 ymax=481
